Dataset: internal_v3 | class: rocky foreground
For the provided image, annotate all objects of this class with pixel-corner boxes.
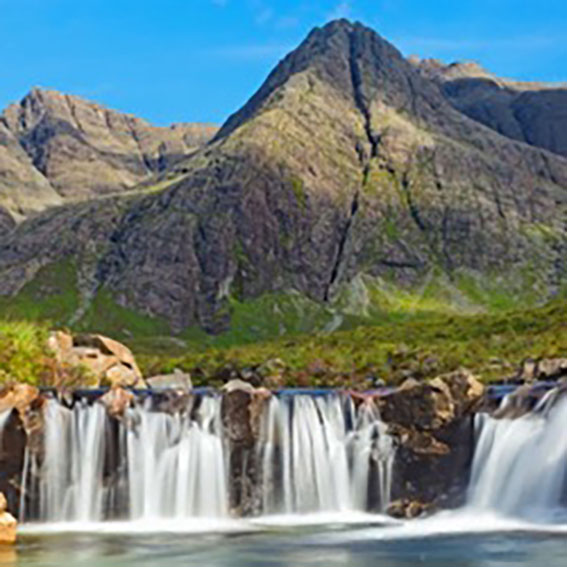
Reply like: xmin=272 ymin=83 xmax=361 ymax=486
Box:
xmin=0 ymin=328 xmax=564 ymax=522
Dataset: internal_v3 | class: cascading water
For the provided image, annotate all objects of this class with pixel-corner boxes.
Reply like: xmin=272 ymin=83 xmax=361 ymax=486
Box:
xmin=21 ymin=391 xmax=395 ymax=524
xmin=125 ymin=395 xmax=227 ymax=520
xmin=467 ymin=389 xmax=567 ymax=520
xmin=260 ymin=393 xmax=395 ymax=515
xmin=22 ymin=394 xmax=228 ymax=523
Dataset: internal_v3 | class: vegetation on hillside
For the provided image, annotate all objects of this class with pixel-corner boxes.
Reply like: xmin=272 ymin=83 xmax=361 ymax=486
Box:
xmin=0 ymin=265 xmax=565 ymax=388
xmin=137 ymin=300 xmax=567 ymax=388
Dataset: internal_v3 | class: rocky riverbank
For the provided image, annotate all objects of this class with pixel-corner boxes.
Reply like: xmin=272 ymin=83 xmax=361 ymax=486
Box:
xmin=1 ymin=359 xmax=562 ymax=522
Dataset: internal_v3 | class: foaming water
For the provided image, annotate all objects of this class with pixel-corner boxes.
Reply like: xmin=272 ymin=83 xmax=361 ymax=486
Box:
xmin=467 ymin=392 xmax=567 ymax=520
xmin=21 ymin=395 xmax=228 ymax=523
xmin=125 ymin=396 xmax=227 ymax=520
xmin=260 ymin=394 xmax=395 ymax=515
xmin=20 ymin=392 xmax=395 ymax=525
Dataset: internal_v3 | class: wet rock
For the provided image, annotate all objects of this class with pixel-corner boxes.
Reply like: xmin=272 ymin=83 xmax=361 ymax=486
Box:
xmin=518 ymin=358 xmax=567 ymax=382
xmin=0 ymin=384 xmax=40 ymax=418
xmin=378 ymin=370 xmax=484 ymax=515
xmin=387 ymin=498 xmax=432 ymax=519
xmin=0 ymin=494 xmax=16 ymax=545
xmin=100 ymin=387 xmax=135 ymax=420
xmin=221 ymin=380 xmax=271 ymax=517
xmin=48 ymin=331 xmax=145 ymax=388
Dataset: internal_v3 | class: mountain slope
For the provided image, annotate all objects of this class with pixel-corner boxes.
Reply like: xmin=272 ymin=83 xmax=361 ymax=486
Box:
xmin=414 ymin=58 xmax=567 ymax=158
xmin=1 ymin=20 xmax=567 ymax=339
xmin=0 ymin=89 xmax=217 ymax=220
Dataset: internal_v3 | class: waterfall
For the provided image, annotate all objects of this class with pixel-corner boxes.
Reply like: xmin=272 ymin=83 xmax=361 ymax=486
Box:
xmin=467 ymin=390 xmax=567 ymax=520
xmin=22 ymin=391 xmax=395 ymax=524
xmin=260 ymin=393 xmax=395 ymax=515
xmin=125 ymin=395 xmax=227 ymax=520
xmin=24 ymin=394 xmax=228 ymax=523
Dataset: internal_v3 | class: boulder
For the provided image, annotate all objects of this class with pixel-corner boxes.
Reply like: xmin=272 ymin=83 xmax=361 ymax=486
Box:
xmin=100 ymin=387 xmax=135 ymax=420
xmin=221 ymin=380 xmax=271 ymax=516
xmin=517 ymin=357 xmax=567 ymax=382
xmin=48 ymin=331 xmax=145 ymax=388
xmin=0 ymin=493 xmax=16 ymax=545
xmin=147 ymin=369 xmax=192 ymax=392
xmin=378 ymin=370 xmax=484 ymax=517
xmin=387 ymin=498 xmax=432 ymax=519
xmin=0 ymin=384 xmax=40 ymax=418
xmin=378 ymin=370 xmax=484 ymax=432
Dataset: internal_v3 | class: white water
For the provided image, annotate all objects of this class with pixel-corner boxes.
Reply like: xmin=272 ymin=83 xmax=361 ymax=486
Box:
xmin=468 ymin=391 xmax=567 ymax=520
xmin=22 ymin=395 xmax=227 ymax=523
xmin=125 ymin=395 xmax=227 ymax=520
xmin=260 ymin=394 xmax=395 ymax=514
xmin=16 ymin=387 xmax=567 ymax=528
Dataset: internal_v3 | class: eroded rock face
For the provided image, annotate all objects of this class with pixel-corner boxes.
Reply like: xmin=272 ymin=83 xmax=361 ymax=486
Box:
xmin=221 ymin=380 xmax=271 ymax=516
xmin=48 ymin=331 xmax=145 ymax=388
xmin=378 ymin=370 xmax=485 ymax=512
xmin=413 ymin=57 xmax=567 ymax=159
xmin=0 ymin=88 xmax=217 ymax=212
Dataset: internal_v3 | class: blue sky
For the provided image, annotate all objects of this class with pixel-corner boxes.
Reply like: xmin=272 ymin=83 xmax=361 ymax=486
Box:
xmin=1 ymin=0 xmax=566 ymax=125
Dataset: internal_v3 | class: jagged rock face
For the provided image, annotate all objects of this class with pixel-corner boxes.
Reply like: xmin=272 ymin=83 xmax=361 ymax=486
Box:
xmin=414 ymin=58 xmax=567 ymax=158
xmin=379 ymin=370 xmax=485 ymax=511
xmin=0 ymin=119 xmax=62 ymax=217
xmin=221 ymin=381 xmax=271 ymax=516
xmin=0 ymin=89 xmax=217 ymax=216
xmin=1 ymin=20 xmax=567 ymax=332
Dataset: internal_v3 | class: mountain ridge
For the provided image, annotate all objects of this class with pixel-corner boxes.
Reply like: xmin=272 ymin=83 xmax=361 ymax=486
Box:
xmin=1 ymin=19 xmax=567 ymax=341
xmin=0 ymin=87 xmax=218 ymax=221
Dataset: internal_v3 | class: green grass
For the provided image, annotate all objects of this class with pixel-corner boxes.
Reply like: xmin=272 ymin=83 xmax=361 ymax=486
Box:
xmin=76 ymin=289 xmax=171 ymax=339
xmin=139 ymin=299 xmax=567 ymax=388
xmin=0 ymin=320 xmax=52 ymax=385
xmin=0 ymin=260 xmax=80 ymax=325
xmin=1 ymin=259 xmax=565 ymax=389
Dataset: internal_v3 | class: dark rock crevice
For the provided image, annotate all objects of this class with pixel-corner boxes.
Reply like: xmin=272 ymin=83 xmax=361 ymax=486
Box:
xmin=325 ymin=191 xmax=360 ymax=301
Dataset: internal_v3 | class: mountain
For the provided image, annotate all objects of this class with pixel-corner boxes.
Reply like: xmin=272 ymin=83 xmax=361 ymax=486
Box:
xmin=413 ymin=57 xmax=567 ymax=158
xmin=1 ymin=20 xmax=567 ymax=340
xmin=0 ymin=88 xmax=217 ymax=219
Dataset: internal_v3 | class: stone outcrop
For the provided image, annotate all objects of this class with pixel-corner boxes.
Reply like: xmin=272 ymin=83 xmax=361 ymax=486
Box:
xmin=100 ymin=387 xmax=135 ymax=420
xmin=517 ymin=357 xmax=567 ymax=382
xmin=47 ymin=331 xmax=145 ymax=388
xmin=221 ymin=380 xmax=271 ymax=516
xmin=147 ymin=369 xmax=193 ymax=392
xmin=0 ymin=494 xmax=16 ymax=545
xmin=0 ymin=384 xmax=46 ymax=518
xmin=377 ymin=370 xmax=485 ymax=512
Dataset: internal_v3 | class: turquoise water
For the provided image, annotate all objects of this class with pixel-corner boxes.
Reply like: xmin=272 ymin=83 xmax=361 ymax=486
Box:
xmin=6 ymin=514 xmax=567 ymax=567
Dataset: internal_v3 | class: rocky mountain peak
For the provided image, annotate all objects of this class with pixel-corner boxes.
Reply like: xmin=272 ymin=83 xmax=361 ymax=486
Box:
xmin=0 ymin=88 xmax=218 ymax=209
xmin=216 ymin=19 xmax=426 ymax=141
xmin=411 ymin=58 xmax=494 ymax=82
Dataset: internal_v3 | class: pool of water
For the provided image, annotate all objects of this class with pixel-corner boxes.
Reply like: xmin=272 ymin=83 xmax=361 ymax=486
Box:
xmin=5 ymin=513 xmax=567 ymax=567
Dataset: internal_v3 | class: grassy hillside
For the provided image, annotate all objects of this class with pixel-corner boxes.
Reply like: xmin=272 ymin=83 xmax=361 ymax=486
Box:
xmin=137 ymin=299 xmax=567 ymax=388
xmin=0 ymin=267 xmax=565 ymax=388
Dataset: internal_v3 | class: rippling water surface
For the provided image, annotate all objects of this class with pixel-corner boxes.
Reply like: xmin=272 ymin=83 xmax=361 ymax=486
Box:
xmin=5 ymin=513 xmax=566 ymax=567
